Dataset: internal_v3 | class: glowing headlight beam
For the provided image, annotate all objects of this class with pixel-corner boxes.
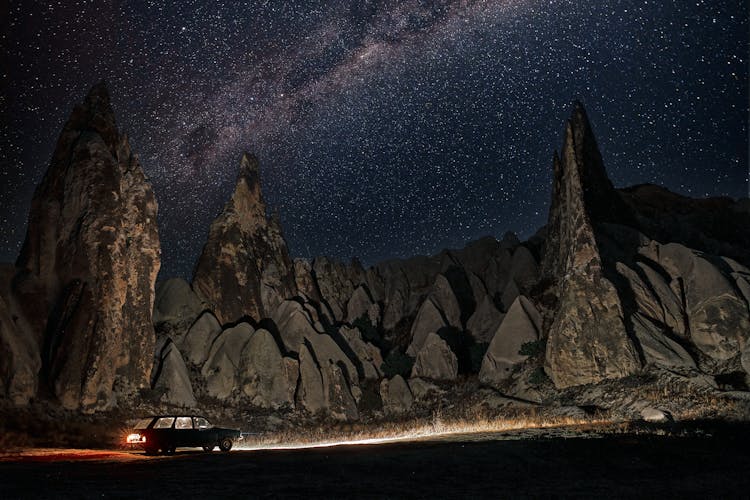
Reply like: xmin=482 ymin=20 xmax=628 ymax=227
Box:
xmin=235 ymin=418 xmax=608 ymax=452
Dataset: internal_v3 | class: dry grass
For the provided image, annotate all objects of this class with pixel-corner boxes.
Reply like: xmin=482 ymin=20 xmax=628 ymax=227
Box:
xmin=238 ymin=409 xmax=610 ymax=450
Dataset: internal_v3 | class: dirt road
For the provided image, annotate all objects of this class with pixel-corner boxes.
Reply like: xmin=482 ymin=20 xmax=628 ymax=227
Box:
xmin=1 ymin=424 xmax=748 ymax=498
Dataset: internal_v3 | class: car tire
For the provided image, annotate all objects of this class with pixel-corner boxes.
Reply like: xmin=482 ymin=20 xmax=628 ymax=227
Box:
xmin=202 ymin=445 xmax=215 ymax=452
xmin=164 ymin=446 xmax=176 ymax=455
xmin=218 ymin=437 xmax=233 ymax=452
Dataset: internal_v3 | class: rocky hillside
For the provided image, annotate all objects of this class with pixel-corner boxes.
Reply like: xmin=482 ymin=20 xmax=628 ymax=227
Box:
xmin=2 ymin=84 xmax=749 ymax=424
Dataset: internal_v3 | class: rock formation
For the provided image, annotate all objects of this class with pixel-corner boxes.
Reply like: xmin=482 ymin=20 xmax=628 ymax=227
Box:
xmin=153 ymin=278 xmax=206 ymax=340
xmin=406 ymin=274 xmax=462 ymax=356
xmin=201 ymin=323 xmax=255 ymax=399
xmin=179 ymin=311 xmax=222 ymax=366
xmin=12 ymin=81 xmax=160 ymax=410
xmin=151 ymin=337 xmax=197 ymax=407
xmin=0 ymin=294 xmax=39 ymax=405
xmin=192 ymin=153 xmax=296 ymax=324
xmin=542 ymin=103 xmax=641 ymax=388
xmin=466 ymin=295 xmax=505 ymax=344
xmin=479 ymin=296 xmax=541 ymax=386
xmin=380 ymin=375 xmax=413 ymax=415
xmin=239 ymin=329 xmax=296 ymax=408
xmin=340 ymin=325 xmax=384 ymax=380
xmin=411 ymin=332 xmax=458 ymax=381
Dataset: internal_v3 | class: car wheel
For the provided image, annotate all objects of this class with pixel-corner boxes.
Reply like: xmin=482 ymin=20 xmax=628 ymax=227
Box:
xmin=164 ymin=446 xmax=176 ymax=455
xmin=218 ymin=437 xmax=233 ymax=452
xmin=202 ymin=445 xmax=215 ymax=452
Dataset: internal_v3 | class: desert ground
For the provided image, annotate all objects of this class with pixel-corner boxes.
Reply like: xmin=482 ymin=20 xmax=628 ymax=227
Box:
xmin=1 ymin=422 xmax=748 ymax=499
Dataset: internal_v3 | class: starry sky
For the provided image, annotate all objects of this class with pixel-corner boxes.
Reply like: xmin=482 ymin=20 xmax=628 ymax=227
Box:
xmin=2 ymin=0 xmax=748 ymax=279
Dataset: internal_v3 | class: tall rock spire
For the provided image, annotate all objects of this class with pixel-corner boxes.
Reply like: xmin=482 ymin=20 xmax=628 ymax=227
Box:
xmin=542 ymin=102 xmax=641 ymax=388
xmin=192 ymin=153 xmax=297 ymax=324
xmin=12 ymin=81 xmax=161 ymax=410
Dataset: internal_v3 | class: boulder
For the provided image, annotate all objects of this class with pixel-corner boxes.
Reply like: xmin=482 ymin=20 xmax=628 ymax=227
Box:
xmin=635 ymin=260 xmax=686 ymax=337
xmin=429 ymin=274 xmax=462 ymax=327
xmin=239 ymin=329 xmax=295 ymax=408
xmin=346 ymin=285 xmax=378 ymax=325
xmin=321 ymin=360 xmax=359 ymax=421
xmin=151 ymin=337 xmax=196 ymax=407
xmin=382 ymin=287 xmax=406 ymax=331
xmin=407 ymin=377 xmax=441 ymax=400
xmin=273 ymin=300 xmax=317 ymax=354
xmin=192 ymin=153 xmax=296 ymax=324
xmin=630 ymin=313 xmax=696 ymax=370
xmin=201 ymin=323 xmax=254 ymax=399
xmin=479 ymin=296 xmax=541 ymax=386
xmin=305 ymin=333 xmax=358 ymax=384
xmin=411 ymin=332 xmax=458 ymax=381
xmin=466 ymin=295 xmax=505 ymax=344
xmin=542 ymin=103 xmax=641 ymax=388
xmin=340 ymin=326 xmax=384 ymax=380
xmin=179 ymin=311 xmax=222 ymax=366
xmin=406 ymin=299 xmax=447 ymax=357
xmin=657 ymin=243 xmax=750 ymax=361
xmin=640 ymin=407 xmax=672 ymax=423
xmin=405 ymin=274 xmax=463 ymax=356
xmin=380 ymin=375 xmax=414 ymax=415
xmin=12 ymin=82 xmax=161 ymax=410
xmin=297 ymin=343 xmax=325 ymax=414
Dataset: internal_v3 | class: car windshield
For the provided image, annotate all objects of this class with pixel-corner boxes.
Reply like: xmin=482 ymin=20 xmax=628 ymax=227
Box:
xmin=133 ymin=418 xmax=153 ymax=430
xmin=194 ymin=417 xmax=211 ymax=429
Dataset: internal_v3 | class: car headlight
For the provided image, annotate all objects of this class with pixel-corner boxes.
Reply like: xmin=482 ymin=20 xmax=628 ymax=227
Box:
xmin=127 ymin=433 xmax=146 ymax=443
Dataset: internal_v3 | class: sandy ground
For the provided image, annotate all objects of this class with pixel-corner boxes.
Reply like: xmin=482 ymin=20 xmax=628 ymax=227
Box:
xmin=1 ymin=423 xmax=748 ymax=498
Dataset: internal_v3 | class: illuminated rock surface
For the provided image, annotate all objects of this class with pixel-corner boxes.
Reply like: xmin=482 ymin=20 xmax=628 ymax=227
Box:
xmin=151 ymin=337 xmax=196 ymax=408
xmin=192 ymin=153 xmax=296 ymax=324
xmin=11 ymin=82 xmax=160 ymax=411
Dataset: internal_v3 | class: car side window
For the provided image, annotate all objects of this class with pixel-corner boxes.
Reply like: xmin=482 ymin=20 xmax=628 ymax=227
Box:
xmin=194 ymin=417 xmax=210 ymax=429
xmin=153 ymin=417 xmax=175 ymax=429
xmin=175 ymin=417 xmax=193 ymax=429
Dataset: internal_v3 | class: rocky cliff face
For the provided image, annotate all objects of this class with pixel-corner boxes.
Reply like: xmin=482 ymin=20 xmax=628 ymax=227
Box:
xmin=11 ymin=81 xmax=161 ymax=410
xmin=192 ymin=153 xmax=297 ymax=325
xmin=541 ymin=103 xmax=642 ymax=388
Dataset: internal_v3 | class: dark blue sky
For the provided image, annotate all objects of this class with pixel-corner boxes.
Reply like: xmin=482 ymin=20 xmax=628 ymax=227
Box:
xmin=2 ymin=0 xmax=748 ymax=279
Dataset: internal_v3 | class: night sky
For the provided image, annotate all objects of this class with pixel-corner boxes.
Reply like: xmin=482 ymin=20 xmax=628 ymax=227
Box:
xmin=2 ymin=0 xmax=748 ymax=279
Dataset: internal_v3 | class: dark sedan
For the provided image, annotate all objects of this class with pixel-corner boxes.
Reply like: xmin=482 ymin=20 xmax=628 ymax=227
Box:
xmin=127 ymin=415 xmax=241 ymax=455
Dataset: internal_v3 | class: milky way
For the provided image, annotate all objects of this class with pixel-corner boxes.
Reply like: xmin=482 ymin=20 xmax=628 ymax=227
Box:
xmin=2 ymin=0 xmax=748 ymax=278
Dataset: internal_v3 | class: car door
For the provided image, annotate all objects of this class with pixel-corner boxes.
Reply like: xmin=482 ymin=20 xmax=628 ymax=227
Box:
xmin=151 ymin=416 xmax=176 ymax=448
xmin=173 ymin=416 xmax=194 ymax=446
xmin=193 ymin=416 xmax=217 ymax=446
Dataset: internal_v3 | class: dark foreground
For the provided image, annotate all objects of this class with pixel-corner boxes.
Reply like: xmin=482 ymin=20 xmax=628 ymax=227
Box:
xmin=2 ymin=423 xmax=749 ymax=499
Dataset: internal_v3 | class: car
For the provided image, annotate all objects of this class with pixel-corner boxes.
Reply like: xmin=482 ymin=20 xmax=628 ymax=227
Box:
xmin=126 ymin=415 xmax=241 ymax=455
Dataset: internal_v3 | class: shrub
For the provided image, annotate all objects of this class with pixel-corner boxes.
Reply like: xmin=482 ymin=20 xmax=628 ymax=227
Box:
xmin=519 ymin=339 xmax=547 ymax=357
xmin=381 ymin=350 xmax=415 ymax=378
